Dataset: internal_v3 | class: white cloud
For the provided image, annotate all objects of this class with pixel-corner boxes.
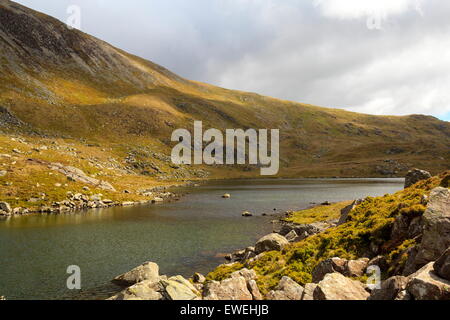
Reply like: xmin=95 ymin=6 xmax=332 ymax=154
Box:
xmin=314 ymin=0 xmax=422 ymax=20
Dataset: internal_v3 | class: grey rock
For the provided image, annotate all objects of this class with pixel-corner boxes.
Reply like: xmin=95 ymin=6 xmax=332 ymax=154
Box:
xmin=415 ymin=187 xmax=450 ymax=266
xmin=193 ymin=273 xmax=206 ymax=284
xmin=112 ymin=262 xmax=159 ymax=286
xmin=0 ymin=202 xmax=11 ymax=214
xmin=404 ymin=169 xmax=431 ymax=188
xmin=301 ymin=283 xmax=318 ymax=300
xmin=266 ymin=276 xmax=304 ymax=300
xmin=312 ymin=257 xmax=347 ymax=283
xmin=314 ymin=273 xmax=370 ymax=300
xmin=344 ymin=258 xmax=369 ymax=277
xmin=247 ymin=280 xmax=263 ymax=300
xmin=230 ymin=268 xmax=257 ymax=282
xmin=161 ymin=275 xmax=199 ymax=300
xmin=406 ymin=262 xmax=450 ymax=300
xmin=203 ymin=276 xmax=253 ymax=300
xmin=433 ymin=247 xmax=450 ymax=281
xmin=368 ymin=276 xmax=408 ymax=300
xmin=255 ymin=233 xmax=289 ymax=254
xmin=108 ymin=280 xmax=162 ymax=300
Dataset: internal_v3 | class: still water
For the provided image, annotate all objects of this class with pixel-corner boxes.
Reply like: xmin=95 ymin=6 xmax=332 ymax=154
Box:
xmin=0 ymin=178 xmax=403 ymax=300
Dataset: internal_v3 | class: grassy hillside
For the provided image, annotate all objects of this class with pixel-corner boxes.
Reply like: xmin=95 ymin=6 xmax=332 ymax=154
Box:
xmin=0 ymin=0 xmax=449 ymax=201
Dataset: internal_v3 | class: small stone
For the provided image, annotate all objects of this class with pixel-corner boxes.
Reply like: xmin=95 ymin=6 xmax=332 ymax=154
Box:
xmin=192 ymin=273 xmax=206 ymax=284
xmin=0 ymin=202 xmax=12 ymax=213
xmin=222 ymin=193 xmax=231 ymax=199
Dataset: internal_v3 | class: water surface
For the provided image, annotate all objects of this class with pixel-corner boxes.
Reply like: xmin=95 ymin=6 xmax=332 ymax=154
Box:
xmin=0 ymin=178 xmax=404 ymax=300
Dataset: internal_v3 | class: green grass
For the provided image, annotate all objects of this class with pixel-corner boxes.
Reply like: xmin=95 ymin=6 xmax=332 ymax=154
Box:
xmin=286 ymin=201 xmax=352 ymax=224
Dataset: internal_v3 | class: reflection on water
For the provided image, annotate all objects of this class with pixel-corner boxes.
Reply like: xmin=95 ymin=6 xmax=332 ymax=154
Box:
xmin=0 ymin=178 xmax=404 ymax=300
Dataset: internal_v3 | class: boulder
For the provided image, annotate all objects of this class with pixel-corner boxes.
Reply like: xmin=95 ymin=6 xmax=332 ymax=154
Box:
xmin=266 ymin=277 xmax=304 ymax=300
xmin=314 ymin=273 xmax=370 ymax=300
xmin=161 ymin=275 xmax=199 ymax=300
xmin=222 ymin=193 xmax=231 ymax=199
xmin=242 ymin=211 xmax=253 ymax=217
xmin=255 ymin=233 xmax=289 ymax=254
xmin=285 ymin=230 xmax=300 ymax=242
xmin=415 ymin=187 xmax=450 ymax=266
xmin=406 ymin=262 xmax=450 ymax=300
xmin=152 ymin=197 xmax=164 ymax=203
xmin=433 ymin=248 xmax=450 ymax=281
xmin=368 ymin=255 xmax=389 ymax=272
xmin=203 ymin=276 xmax=253 ymax=300
xmin=0 ymin=202 xmax=11 ymax=214
xmin=344 ymin=258 xmax=369 ymax=277
xmin=368 ymin=276 xmax=408 ymax=300
xmin=242 ymin=247 xmax=256 ymax=262
xmin=112 ymin=262 xmax=159 ymax=286
xmin=312 ymin=257 xmax=347 ymax=283
xmin=247 ymin=280 xmax=263 ymax=300
xmin=192 ymin=273 xmax=206 ymax=284
xmin=230 ymin=268 xmax=257 ymax=282
xmin=108 ymin=280 xmax=162 ymax=300
xmin=301 ymin=283 xmax=317 ymax=300
xmin=404 ymin=169 xmax=431 ymax=188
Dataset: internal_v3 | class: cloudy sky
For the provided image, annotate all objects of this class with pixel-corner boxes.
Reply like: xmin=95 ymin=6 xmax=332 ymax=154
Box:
xmin=16 ymin=0 xmax=450 ymax=120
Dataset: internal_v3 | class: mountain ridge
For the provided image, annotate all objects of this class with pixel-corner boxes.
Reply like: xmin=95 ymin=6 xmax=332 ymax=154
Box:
xmin=0 ymin=0 xmax=449 ymax=181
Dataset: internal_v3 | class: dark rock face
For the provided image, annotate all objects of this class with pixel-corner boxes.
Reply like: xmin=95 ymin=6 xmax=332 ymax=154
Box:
xmin=0 ymin=106 xmax=23 ymax=128
xmin=415 ymin=187 xmax=450 ymax=266
xmin=406 ymin=262 xmax=450 ymax=300
xmin=369 ymin=276 xmax=408 ymax=300
xmin=312 ymin=257 xmax=347 ymax=283
xmin=404 ymin=169 xmax=432 ymax=188
xmin=434 ymin=248 xmax=450 ymax=281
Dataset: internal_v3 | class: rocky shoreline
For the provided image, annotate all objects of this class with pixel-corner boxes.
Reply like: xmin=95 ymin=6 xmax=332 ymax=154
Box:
xmin=100 ymin=169 xmax=450 ymax=301
xmin=0 ymin=181 xmax=194 ymax=218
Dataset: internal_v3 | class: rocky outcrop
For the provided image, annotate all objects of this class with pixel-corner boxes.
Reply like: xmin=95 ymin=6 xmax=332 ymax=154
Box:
xmin=255 ymin=233 xmax=289 ymax=254
xmin=108 ymin=280 xmax=163 ymax=300
xmin=312 ymin=257 xmax=347 ymax=283
xmin=112 ymin=262 xmax=160 ymax=286
xmin=368 ymin=276 xmax=408 ymax=300
xmin=415 ymin=187 xmax=450 ymax=266
xmin=278 ymin=221 xmax=332 ymax=241
xmin=160 ymin=275 xmax=200 ymax=300
xmin=48 ymin=162 xmax=116 ymax=192
xmin=203 ymin=277 xmax=253 ymax=300
xmin=313 ymin=273 xmax=370 ymax=300
xmin=192 ymin=273 xmax=206 ymax=284
xmin=345 ymin=258 xmax=369 ymax=277
xmin=265 ymin=276 xmax=304 ymax=300
xmin=404 ymin=169 xmax=432 ymax=188
xmin=312 ymin=257 xmax=369 ymax=283
xmin=301 ymin=283 xmax=317 ymax=300
xmin=434 ymin=248 xmax=450 ymax=281
xmin=247 ymin=280 xmax=263 ymax=300
xmin=406 ymin=262 xmax=450 ymax=300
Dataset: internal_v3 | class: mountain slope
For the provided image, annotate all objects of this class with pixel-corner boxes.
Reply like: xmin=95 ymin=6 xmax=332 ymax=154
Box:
xmin=0 ymin=0 xmax=449 ymax=180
